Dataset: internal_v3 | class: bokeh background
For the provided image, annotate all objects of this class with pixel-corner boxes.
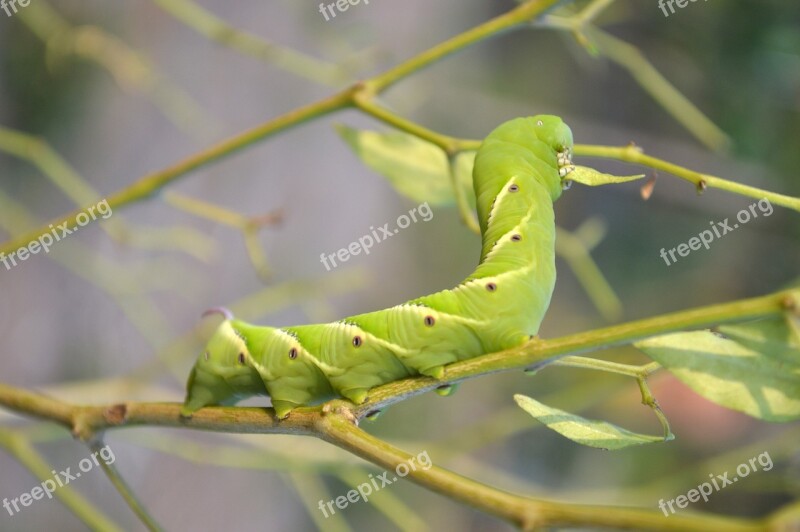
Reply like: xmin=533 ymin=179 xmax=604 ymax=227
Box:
xmin=1 ymin=1 xmax=798 ymax=530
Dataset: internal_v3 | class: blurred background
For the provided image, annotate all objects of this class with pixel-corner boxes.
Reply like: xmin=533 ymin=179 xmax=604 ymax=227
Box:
xmin=0 ymin=1 xmax=798 ymax=530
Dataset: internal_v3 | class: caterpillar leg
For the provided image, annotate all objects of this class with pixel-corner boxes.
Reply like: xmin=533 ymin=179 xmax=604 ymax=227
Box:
xmin=402 ymin=350 xmax=456 ymax=380
xmin=419 ymin=365 xmax=445 ymax=379
xmin=435 ymin=383 xmax=460 ymax=396
xmin=271 ymin=399 xmax=300 ymax=420
xmin=365 ymin=409 xmax=383 ymax=421
xmin=340 ymin=387 xmax=369 ymax=405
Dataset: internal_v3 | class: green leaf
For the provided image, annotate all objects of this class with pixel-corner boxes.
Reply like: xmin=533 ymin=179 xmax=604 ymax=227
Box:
xmin=566 ymin=166 xmax=645 ymax=187
xmin=635 ymin=326 xmax=800 ymax=422
xmin=451 ymin=150 xmax=477 ymax=209
xmin=335 ymin=124 xmax=475 ymax=206
xmin=513 ymin=394 xmax=669 ymax=450
xmin=718 ymin=315 xmax=800 ymax=367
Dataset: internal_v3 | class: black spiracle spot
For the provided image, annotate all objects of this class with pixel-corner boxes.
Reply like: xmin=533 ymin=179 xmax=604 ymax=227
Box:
xmin=486 ymin=282 xmax=497 ymax=292
xmin=289 ymin=347 xmax=298 ymax=359
xmin=424 ymin=315 xmax=435 ymax=327
xmin=508 ymin=184 xmax=519 ymax=193
xmin=352 ymin=336 xmax=363 ymax=348
xmin=511 ymin=234 xmax=522 ymax=242
xmin=238 ymin=352 xmax=246 ymax=364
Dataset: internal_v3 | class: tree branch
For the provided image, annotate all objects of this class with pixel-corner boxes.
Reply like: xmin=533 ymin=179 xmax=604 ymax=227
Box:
xmin=0 ymin=288 xmax=796 ymax=529
xmin=0 ymin=395 xmax=781 ymax=531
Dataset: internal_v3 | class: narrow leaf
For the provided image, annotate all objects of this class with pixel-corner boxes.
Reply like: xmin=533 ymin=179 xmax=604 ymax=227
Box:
xmin=567 ymin=166 xmax=645 ymax=186
xmin=514 ymin=394 xmax=669 ymax=450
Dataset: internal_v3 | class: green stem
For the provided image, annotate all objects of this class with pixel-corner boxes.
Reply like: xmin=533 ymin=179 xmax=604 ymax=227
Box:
xmin=0 ymin=401 xmax=776 ymax=530
xmin=636 ymin=377 xmax=674 ymax=440
xmin=574 ymin=144 xmax=800 ymax=212
xmin=357 ymin=288 xmax=798 ymax=415
xmin=0 ymin=88 xmax=353 ymax=256
xmin=540 ymin=9 xmax=729 ymax=151
xmin=577 ymin=0 xmax=617 ymax=23
xmin=353 ymin=96 xmax=464 ymax=154
xmin=319 ymin=413 xmax=760 ymax=531
xmin=552 ymin=356 xmax=655 ymax=377
xmin=89 ymin=441 xmax=164 ymax=532
xmin=550 ymin=355 xmax=673 ymax=439
xmin=554 ymin=225 xmax=623 ymax=321
xmin=150 ymin=0 xmax=348 ymax=86
xmin=365 ymin=0 xmax=562 ymax=94
xmin=585 ymin=27 xmax=730 ymax=151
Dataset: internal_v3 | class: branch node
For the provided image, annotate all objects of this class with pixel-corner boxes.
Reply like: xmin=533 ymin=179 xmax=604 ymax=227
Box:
xmin=104 ymin=403 xmax=128 ymax=425
xmin=321 ymin=400 xmax=359 ymax=426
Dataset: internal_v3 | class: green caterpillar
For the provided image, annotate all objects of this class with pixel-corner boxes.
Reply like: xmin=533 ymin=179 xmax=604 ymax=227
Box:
xmin=182 ymin=115 xmax=575 ymax=419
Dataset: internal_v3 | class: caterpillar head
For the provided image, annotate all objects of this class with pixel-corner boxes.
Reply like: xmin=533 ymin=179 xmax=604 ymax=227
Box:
xmin=530 ymin=114 xmax=575 ymax=193
xmin=478 ymin=115 xmax=575 ymax=202
xmin=530 ymin=114 xmax=573 ymax=155
xmin=181 ymin=317 xmax=268 ymax=417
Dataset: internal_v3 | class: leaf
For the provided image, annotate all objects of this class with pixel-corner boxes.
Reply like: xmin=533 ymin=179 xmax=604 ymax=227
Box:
xmin=335 ymin=124 xmax=475 ymax=206
xmin=635 ymin=326 xmax=800 ymax=422
xmin=451 ymin=150 xmax=477 ymax=209
xmin=513 ymin=394 xmax=669 ymax=450
xmin=718 ymin=315 xmax=800 ymax=366
xmin=566 ymin=166 xmax=645 ymax=187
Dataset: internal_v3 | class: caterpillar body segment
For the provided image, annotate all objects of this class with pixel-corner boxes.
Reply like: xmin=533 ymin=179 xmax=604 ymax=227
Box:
xmin=182 ymin=115 xmax=575 ymax=419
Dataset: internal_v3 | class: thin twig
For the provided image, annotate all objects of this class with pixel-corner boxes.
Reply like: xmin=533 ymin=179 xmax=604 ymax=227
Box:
xmin=89 ymin=441 xmax=164 ymax=532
